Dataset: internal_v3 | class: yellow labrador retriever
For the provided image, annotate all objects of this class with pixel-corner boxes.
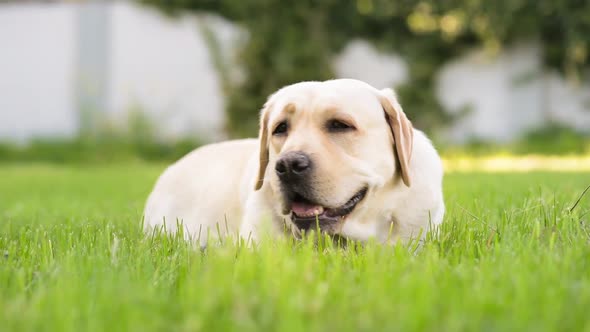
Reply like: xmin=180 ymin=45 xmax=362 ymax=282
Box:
xmin=144 ymin=79 xmax=444 ymax=245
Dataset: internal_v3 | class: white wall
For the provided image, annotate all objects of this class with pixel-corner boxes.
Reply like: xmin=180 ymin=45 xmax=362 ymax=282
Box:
xmin=437 ymin=43 xmax=590 ymax=143
xmin=333 ymin=39 xmax=408 ymax=89
xmin=0 ymin=2 xmax=242 ymax=143
xmin=0 ymin=3 xmax=77 ymax=142
xmin=109 ymin=2 xmax=243 ymax=141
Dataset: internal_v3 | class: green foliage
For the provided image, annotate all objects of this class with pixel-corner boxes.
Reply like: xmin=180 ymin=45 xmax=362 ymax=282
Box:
xmin=0 ymin=112 xmax=202 ymax=163
xmin=438 ymin=125 xmax=590 ymax=156
xmin=140 ymin=0 xmax=590 ymax=137
xmin=514 ymin=124 xmax=590 ymax=155
xmin=0 ymin=136 xmax=199 ymax=163
xmin=2 ymin=165 xmax=590 ymax=330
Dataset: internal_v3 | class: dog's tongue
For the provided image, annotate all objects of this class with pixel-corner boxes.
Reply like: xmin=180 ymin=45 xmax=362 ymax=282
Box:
xmin=291 ymin=202 xmax=324 ymax=217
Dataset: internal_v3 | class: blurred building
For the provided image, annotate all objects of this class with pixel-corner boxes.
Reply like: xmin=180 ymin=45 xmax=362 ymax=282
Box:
xmin=0 ymin=1 xmax=589 ymax=143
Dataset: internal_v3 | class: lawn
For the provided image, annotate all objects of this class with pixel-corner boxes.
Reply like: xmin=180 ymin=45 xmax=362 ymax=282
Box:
xmin=1 ymin=163 xmax=590 ymax=332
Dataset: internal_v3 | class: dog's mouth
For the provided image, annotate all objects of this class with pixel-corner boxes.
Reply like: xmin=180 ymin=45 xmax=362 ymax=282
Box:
xmin=288 ymin=187 xmax=368 ymax=232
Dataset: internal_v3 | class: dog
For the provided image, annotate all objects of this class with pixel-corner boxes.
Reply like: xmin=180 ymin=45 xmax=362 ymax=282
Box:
xmin=143 ymin=79 xmax=444 ymax=246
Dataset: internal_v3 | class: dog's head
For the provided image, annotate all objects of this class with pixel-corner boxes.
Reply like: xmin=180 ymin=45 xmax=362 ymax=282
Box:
xmin=254 ymin=79 xmax=413 ymax=235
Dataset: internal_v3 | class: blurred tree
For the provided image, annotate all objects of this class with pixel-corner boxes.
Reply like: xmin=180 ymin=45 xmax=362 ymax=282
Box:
xmin=140 ymin=0 xmax=590 ymax=137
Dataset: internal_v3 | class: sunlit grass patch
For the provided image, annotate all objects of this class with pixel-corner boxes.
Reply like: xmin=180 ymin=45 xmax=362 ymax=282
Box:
xmin=444 ymin=154 xmax=590 ymax=172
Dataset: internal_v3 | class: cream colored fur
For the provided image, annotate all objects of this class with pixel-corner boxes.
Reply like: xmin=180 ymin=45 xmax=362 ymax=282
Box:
xmin=143 ymin=79 xmax=445 ymax=246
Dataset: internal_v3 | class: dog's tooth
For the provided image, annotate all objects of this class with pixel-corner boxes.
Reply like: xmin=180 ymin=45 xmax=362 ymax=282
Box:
xmin=314 ymin=207 xmax=324 ymax=215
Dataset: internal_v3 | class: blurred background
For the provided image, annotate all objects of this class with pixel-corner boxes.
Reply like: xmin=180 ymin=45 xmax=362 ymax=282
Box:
xmin=1 ymin=0 xmax=589 ymax=163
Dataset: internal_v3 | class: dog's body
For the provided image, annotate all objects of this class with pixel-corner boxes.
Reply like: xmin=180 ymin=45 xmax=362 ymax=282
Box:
xmin=144 ymin=79 xmax=444 ymax=245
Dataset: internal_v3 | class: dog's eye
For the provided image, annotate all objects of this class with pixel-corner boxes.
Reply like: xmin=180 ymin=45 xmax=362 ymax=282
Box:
xmin=272 ymin=121 xmax=288 ymax=136
xmin=326 ymin=119 xmax=355 ymax=132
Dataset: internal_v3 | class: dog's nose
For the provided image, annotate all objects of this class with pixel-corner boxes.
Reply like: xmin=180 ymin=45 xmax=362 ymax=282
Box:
xmin=275 ymin=151 xmax=312 ymax=181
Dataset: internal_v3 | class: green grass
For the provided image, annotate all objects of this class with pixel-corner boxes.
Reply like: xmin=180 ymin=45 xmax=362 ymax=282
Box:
xmin=1 ymin=164 xmax=590 ymax=332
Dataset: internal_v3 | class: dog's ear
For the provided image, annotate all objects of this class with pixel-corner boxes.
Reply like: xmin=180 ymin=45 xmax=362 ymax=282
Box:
xmin=254 ymin=100 xmax=273 ymax=191
xmin=378 ymin=88 xmax=414 ymax=187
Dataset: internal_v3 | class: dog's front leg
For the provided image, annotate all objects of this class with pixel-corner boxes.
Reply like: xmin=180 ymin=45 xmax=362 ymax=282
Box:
xmin=238 ymin=190 xmax=276 ymax=246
